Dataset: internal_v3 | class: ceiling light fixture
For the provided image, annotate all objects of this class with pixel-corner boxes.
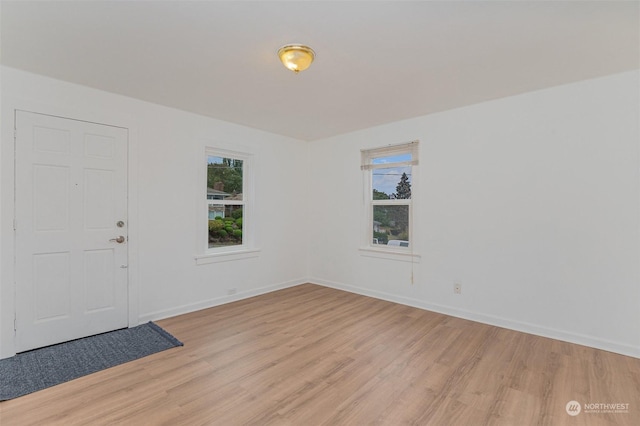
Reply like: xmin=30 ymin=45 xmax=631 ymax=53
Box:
xmin=278 ymin=44 xmax=315 ymax=73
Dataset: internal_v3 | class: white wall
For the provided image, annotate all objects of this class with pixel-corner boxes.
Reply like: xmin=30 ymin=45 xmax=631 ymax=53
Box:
xmin=1 ymin=66 xmax=638 ymax=360
xmin=308 ymin=71 xmax=640 ymax=358
xmin=0 ymin=67 xmax=308 ymax=358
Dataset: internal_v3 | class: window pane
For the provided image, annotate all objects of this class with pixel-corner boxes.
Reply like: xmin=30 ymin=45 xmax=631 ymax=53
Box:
xmin=207 ymin=156 xmax=243 ymax=198
xmin=372 ymin=166 xmax=412 ymax=199
xmin=372 ymin=205 xmax=409 ymax=246
xmin=208 ymin=204 xmax=243 ymax=248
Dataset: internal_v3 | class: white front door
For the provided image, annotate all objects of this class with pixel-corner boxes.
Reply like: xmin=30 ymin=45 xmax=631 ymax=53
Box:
xmin=15 ymin=111 xmax=129 ymax=352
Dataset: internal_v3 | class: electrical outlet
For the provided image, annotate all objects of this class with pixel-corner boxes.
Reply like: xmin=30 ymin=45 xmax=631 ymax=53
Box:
xmin=454 ymin=282 xmax=462 ymax=294
xmin=227 ymin=288 xmax=237 ymax=295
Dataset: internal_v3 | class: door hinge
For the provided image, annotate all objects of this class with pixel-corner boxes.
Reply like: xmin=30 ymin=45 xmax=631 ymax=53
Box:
xmin=14 ymin=313 xmax=17 ymax=332
xmin=13 ymin=218 xmax=17 ymax=231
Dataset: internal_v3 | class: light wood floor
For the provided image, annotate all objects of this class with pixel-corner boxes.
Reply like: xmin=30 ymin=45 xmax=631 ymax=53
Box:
xmin=1 ymin=284 xmax=639 ymax=425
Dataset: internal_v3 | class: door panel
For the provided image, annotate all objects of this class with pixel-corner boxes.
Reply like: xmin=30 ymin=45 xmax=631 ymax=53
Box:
xmin=84 ymin=249 xmax=116 ymax=312
xmin=84 ymin=168 xmax=115 ymax=229
xmin=33 ymin=165 xmax=70 ymax=232
xmin=33 ymin=252 xmax=71 ymax=322
xmin=15 ymin=111 xmax=128 ymax=352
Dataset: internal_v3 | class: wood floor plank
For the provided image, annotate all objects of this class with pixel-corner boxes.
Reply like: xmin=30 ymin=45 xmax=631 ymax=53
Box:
xmin=1 ymin=284 xmax=639 ymax=425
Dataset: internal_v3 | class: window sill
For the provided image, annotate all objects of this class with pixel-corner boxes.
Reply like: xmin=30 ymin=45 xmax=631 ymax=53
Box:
xmin=359 ymin=247 xmax=421 ymax=263
xmin=195 ymin=248 xmax=261 ymax=265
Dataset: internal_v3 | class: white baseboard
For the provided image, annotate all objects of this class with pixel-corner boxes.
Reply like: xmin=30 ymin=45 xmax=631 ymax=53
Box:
xmin=139 ymin=278 xmax=307 ymax=323
xmin=310 ymin=277 xmax=640 ymax=360
xmin=138 ymin=275 xmax=640 ymax=359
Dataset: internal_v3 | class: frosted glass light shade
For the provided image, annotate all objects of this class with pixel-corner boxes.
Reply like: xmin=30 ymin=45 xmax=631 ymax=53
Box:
xmin=278 ymin=44 xmax=315 ymax=73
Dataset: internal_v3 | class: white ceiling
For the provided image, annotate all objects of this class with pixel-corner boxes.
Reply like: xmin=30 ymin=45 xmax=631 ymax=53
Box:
xmin=1 ymin=1 xmax=638 ymax=141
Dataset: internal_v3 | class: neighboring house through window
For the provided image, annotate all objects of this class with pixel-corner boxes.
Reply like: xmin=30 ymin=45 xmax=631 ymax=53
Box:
xmin=206 ymin=149 xmax=249 ymax=251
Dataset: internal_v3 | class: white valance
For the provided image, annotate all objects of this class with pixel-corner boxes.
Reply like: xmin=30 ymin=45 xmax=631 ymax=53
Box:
xmin=360 ymin=140 xmax=419 ymax=171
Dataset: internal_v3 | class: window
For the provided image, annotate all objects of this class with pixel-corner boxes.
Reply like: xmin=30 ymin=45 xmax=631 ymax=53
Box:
xmin=362 ymin=141 xmax=418 ymax=250
xmin=205 ymin=150 xmax=249 ymax=252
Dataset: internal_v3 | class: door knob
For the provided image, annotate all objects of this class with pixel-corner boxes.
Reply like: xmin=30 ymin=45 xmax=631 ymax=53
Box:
xmin=110 ymin=236 xmax=125 ymax=243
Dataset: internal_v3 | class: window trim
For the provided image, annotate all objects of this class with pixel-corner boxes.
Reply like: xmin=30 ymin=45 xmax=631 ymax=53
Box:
xmin=358 ymin=246 xmax=421 ymax=262
xmin=361 ymin=141 xmax=419 ymax=256
xmin=199 ymin=147 xmax=256 ymax=261
xmin=195 ymin=248 xmax=261 ymax=265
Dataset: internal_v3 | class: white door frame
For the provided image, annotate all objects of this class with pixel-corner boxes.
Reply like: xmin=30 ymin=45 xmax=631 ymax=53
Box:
xmin=0 ymin=106 xmax=139 ymax=359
